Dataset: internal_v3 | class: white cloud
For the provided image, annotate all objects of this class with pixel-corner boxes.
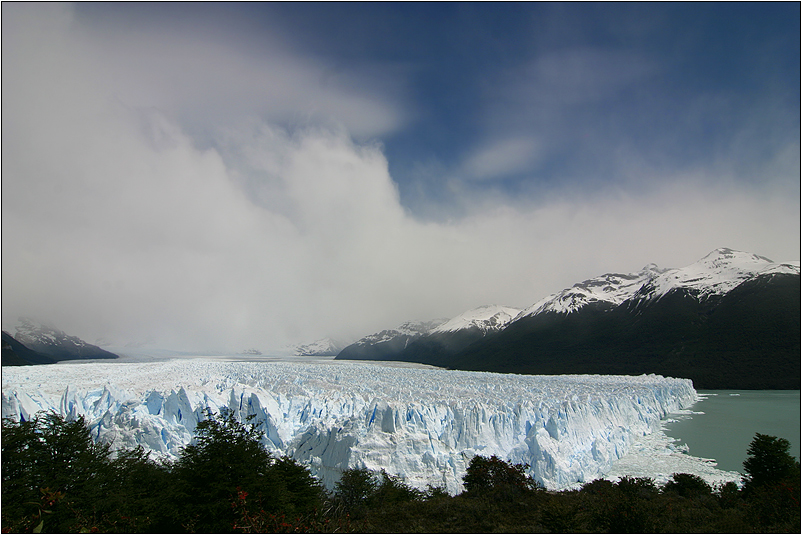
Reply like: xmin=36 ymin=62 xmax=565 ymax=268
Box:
xmin=461 ymin=136 xmax=542 ymax=181
xmin=72 ymin=6 xmax=408 ymax=140
xmin=2 ymin=5 xmax=798 ymax=353
xmin=522 ymin=47 xmax=657 ymax=105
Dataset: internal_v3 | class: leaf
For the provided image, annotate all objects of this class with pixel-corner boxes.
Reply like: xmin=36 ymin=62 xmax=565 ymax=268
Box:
xmin=33 ymin=520 xmax=44 ymax=533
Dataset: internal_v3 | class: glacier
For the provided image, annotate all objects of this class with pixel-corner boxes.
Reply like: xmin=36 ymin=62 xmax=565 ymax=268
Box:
xmin=1 ymin=358 xmax=739 ymax=493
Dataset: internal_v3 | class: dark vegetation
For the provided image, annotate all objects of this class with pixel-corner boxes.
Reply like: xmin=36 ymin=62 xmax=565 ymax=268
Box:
xmin=2 ymin=412 xmax=799 ymax=533
xmin=340 ymin=273 xmax=800 ymax=389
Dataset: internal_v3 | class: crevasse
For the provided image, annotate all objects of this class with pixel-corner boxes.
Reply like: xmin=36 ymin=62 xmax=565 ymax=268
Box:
xmin=1 ymin=360 xmax=696 ymax=493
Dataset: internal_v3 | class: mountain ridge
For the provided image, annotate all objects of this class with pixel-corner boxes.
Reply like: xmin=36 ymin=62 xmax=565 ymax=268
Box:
xmin=4 ymin=318 xmax=119 ymax=364
xmin=336 ymin=248 xmax=800 ymax=389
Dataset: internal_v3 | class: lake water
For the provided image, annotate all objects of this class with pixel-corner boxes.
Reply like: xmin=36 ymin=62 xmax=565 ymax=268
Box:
xmin=663 ymin=390 xmax=801 ymax=474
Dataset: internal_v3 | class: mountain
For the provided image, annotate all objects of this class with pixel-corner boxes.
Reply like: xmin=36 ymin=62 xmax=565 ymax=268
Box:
xmin=517 ymin=264 xmax=669 ymax=317
xmin=342 ymin=305 xmax=522 ymax=368
xmin=286 ymin=337 xmax=346 ymax=356
xmin=2 ymin=331 xmax=58 ymax=366
xmin=7 ymin=318 xmax=119 ymax=363
xmin=430 ymin=304 xmax=522 ymax=334
xmin=336 ymin=319 xmax=448 ymax=361
xmin=338 ymin=249 xmax=800 ymax=389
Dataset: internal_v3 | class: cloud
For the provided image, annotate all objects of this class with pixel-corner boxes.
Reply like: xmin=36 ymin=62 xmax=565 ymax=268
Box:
xmin=72 ymin=5 xmax=408 ymax=140
xmin=519 ymin=47 xmax=658 ymax=106
xmin=2 ymin=4 xmax=799 ymax=353
xmin=461 ymin=136 xmax=543 ymax=181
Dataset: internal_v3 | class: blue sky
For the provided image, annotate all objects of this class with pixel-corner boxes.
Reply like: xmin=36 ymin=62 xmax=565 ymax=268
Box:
xmin=3 ymin=3 xmax=799 ymax=351
xmin=74 ymin=2 xmax=800 ymax=217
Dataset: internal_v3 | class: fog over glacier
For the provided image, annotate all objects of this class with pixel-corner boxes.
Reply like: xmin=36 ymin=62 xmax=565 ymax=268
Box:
xmin=2 ymin=358 xmax=741 ymax=493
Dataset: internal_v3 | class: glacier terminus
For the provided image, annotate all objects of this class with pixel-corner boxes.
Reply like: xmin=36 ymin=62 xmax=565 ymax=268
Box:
xmin=2 ymin=359 xmax=741 ymax=493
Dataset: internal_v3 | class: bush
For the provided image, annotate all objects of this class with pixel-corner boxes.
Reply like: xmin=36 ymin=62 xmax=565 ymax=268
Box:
xmin=1 ymin=413 xmax=116 ymax=533
xmin=663 ymin=473 xmax=712 ymax=498
xmin=169 ymin=410 xmax=324 ymax=532
xmin=4 ymin=415 xmax=800 ymax=533
xmin=738 ymin=434 xmax=800 ymax=530
xmin=462 ymin=455 xmax=541 ymax=496
xmin=373 ymin=470 xmax=423 ymax=505
xmin=742 ymin=433 xmax=799 ymax=491
xmin=332 ymin=466 xmax=379 ymax=516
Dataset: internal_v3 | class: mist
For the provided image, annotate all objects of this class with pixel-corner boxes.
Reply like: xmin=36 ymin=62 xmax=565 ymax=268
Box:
xmin=3 ymin=4 xmax=798 ymax=352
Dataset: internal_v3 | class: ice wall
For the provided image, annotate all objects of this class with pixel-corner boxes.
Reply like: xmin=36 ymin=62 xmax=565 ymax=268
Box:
xmin=2 ymin=359 xmax=696 ymax=492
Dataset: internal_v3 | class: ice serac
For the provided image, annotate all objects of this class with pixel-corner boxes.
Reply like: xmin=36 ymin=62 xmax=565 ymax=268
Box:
xmin=3 ymin=360 xmax=697 ymax=493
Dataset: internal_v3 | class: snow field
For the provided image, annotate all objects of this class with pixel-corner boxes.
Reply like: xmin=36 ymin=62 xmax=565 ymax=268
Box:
xmin=3 ymin=359 xmax=698 ymax=493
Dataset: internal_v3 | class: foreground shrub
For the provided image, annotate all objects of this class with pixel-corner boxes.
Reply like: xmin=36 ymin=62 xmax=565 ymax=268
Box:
xmin=3 ymin=415 xmax=799 ymax=533
xmin=663 ymin=473 xmax=712 ymax=499
xmin=742 ymin=433 xmax=799 ymax=491
xmin=1 ymin=413 xmax=118 ymax=532
xmin=462 ymin=454 xmax=542 ymax=497
xmin=170 ymin=410 xmax=324 ymax=532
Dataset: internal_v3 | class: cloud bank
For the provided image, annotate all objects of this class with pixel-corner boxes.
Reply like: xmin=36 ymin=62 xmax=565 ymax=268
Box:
xmin=2 ymin=4 xmax=798 ymax=352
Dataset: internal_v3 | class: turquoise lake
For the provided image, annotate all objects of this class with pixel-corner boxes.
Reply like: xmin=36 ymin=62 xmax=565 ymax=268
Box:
xmin=663 ymin=390 xmax=801 ymax=474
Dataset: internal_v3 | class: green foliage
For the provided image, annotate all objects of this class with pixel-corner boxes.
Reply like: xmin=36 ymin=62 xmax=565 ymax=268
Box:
xmin=332 ymin=466 xmax=379 ymax=515
xmin=373 ymin=470 xmax=423 ymax=504
xmin=743 ymin=433 xmax=799 ymax=490
xmin=663 ymin=472 xmax=712 ymax=498
xmin=3 ymin=416 xmax=800 ymax=533
xmin=1 ymin=413 xmax=117 ymax=533
xmin=176 ymin=410 xmax=273 ymax=483
xmin=617 ymin=475 xmax=658 ymax=499
xmin=462 ymin=454 xmax=542 ymax=498
xmin=739 ymin=433 xmax=801 ymax=530
xmin=1 ymin=411 xmax=325 ymax=533
xmin=169 ymin=410 xmax=324 ymax=532
xmin=575 ymin=477 xmax=660 ymax=533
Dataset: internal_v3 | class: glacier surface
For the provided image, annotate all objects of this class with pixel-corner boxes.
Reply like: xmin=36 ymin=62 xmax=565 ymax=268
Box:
xmin=2 ymin=358 xmax=738 ymax=493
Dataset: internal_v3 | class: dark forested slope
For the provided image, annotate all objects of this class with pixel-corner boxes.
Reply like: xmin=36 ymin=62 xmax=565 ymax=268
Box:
xmin=440 ymin=273 xmax=800 ymax=389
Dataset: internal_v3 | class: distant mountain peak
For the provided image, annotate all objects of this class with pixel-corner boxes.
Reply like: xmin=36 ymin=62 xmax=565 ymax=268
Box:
xmin=7 ymin=317 xmax=118 ymax=362
xmin=702 ymin=247 xmax=773 ymax=263
xmin=289 ymin=337 xmax=346 ymax=356
xmin=432 ymin=305 xmax=521 ymax=334
xmin=518 ymin=248 xmax=796 ymax=318
xmin=13 ymin=317 xmax=87 ymax=350
xmin=634 ymin=247 xmax=792 ymax=304
xmin=518 ymin=264 xmax=666 ymax=318
xmin=353 ymin=319 xmax=448 ymax=347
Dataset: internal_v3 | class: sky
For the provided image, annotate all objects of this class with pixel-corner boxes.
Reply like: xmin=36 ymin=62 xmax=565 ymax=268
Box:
xmin=2 ymin=2 xmax=800 ymax=353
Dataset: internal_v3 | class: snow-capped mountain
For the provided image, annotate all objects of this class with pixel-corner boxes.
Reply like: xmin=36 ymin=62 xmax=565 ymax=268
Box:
xmin=5 ymin=317 xmax=118 ymax=363
xmin=337 ymin=306 xmax=525 ymax=364
xmin=431 ymin=305 xmax=522 ymax=334
xmin=338 ymin=249 xmax=800 ymax=389
xmin=356 ymin=319 xmax=449 ymax=345
xmin=630 ymin=248 xmax=800 ymax=304
xmin=518 ymin=265 xmax=668 ymax=317
xmin=336 ymin=319 xmax=447 ymax=361
xmin=2 ymin=331 xmax=57 ymax=366
xmin=518 ymin=248 xmax=799 ymax=319
xmin=286 ymin=338 xmax=346 ymax=356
